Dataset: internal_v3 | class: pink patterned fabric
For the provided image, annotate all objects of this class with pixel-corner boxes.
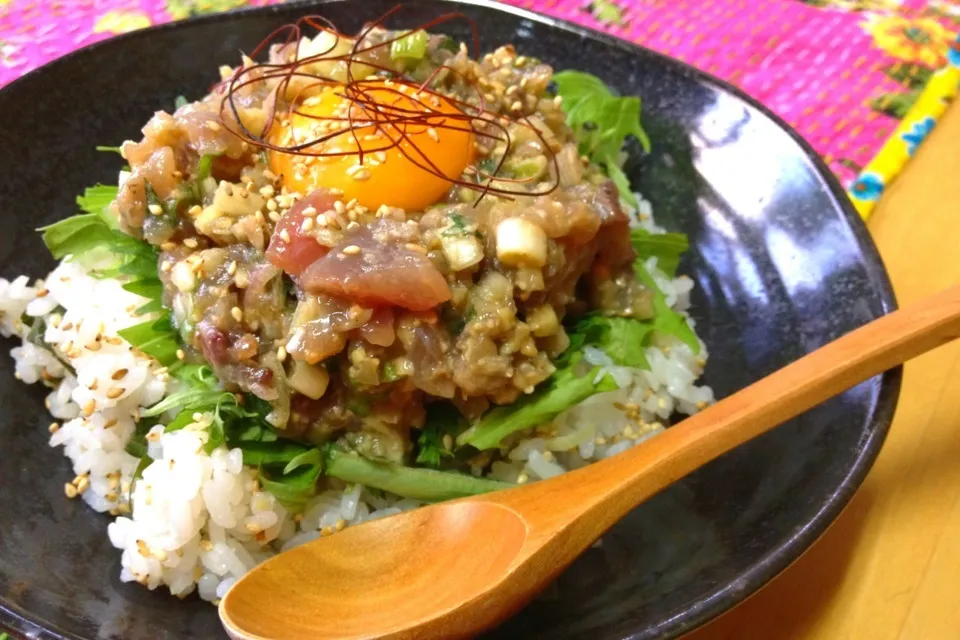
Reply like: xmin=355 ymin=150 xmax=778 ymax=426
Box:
xmin=1 ymin=0 xmax=958 ymax=188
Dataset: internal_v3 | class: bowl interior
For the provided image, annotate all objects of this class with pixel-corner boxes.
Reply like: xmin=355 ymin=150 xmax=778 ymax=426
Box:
xmin=0 ymin=1 xmax=898 ymax=639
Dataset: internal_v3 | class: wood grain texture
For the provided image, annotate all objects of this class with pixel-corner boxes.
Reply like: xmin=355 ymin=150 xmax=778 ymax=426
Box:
xmin=686 ymin=101 xmax=960 ymax=640
xmin=222 ymin=265 xmax=960 ymax=639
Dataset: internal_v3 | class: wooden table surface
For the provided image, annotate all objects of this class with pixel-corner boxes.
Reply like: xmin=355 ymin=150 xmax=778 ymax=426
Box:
xmin=685 ymin=101 xmax=960 ymax=640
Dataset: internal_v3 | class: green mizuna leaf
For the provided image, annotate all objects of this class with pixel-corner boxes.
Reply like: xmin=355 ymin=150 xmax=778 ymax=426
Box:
xmin=552 ymin=70 xmax=651 ymax=205
xmin=456 ymin=365 xmax=618 ymax=451
xmin=572 ymin=314 xmax=654 ymax=370
xmin=629 ymin=228 xmax=689 ymax=278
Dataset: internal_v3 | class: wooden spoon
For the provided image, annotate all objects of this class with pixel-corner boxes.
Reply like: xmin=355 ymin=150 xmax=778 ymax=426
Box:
xmin=220 ymin=285 xmax=960 ymax=640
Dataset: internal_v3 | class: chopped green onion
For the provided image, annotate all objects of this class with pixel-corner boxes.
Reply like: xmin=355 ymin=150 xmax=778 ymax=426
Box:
xmin=390 ymin=30 xmax=428 ymax=60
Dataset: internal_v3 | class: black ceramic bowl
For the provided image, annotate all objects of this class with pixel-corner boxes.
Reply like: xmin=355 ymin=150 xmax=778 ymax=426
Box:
xmin=0 ymin=1 xmax=898 ymax=638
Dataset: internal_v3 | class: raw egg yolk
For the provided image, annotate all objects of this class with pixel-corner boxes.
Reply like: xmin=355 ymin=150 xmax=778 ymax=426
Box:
xmin=269 ymin=82 xmax=474 ymax=212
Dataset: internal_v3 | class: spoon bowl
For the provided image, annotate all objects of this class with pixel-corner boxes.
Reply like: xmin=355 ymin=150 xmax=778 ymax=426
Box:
xmin=221 ymin=501 xmax=530 ymax=639
xmin=221 ymin=284 xmax=960 ymax=640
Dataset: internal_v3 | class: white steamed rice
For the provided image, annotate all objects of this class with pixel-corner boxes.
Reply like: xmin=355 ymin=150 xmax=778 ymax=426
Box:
xmin=0 ymin=195 xmax=713 ymax=604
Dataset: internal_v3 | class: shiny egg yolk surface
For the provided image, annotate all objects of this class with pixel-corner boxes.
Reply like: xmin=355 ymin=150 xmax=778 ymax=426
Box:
xmin=269 ymin=81 xmax=475 ymax=212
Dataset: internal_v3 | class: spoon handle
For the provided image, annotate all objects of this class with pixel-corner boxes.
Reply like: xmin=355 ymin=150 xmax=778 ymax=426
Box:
xmin=502 ymin=285 xmax=960 ymax=551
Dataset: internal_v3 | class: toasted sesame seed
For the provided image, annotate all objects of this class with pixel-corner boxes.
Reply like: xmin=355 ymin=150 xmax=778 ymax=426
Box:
xmin=85 ymin=341 xmax=101 ymax=352
xmin=227 ymin=261 xmax=238 ymax=276
xmin=342 ymin=245 xmax=361 ymax=256
xmin=595 ymin=436 xmax=607 ymax=445
xmin=277 ymin=345 xmax=287 ymax=362
xmin=259 ymin=185 xmax=275 ymax=197
xmin=76 ymin=476 xmax=90 ymax=494
xmin=346 ymin=221 xmax=360 ymax=230
xmin=104 ymin=417 xmax=118 ymax=428
xmin=517 ymin=472 xmax=529 ymax=484
xmin=405 ymin=243 xmax=427 ymax=254
xmin=268 ymin=211 xmax=281 ymax=223
xmin=279 ymin=228 xmax=291 ymax=243
xmin=301 ymin=217 xmax=315 ymax=232
xmin=263 ymin=169 xmax=278 ymax=181
xmin=82 ymin=400 xmax=96 ymax=417
xmin=36 ymin=288 xmax=49 ymax=298
xmin=48 ymin=422 xmax=60 ymax=434
xmin=183 ymin=237 xmax=199 ymax=249
xmin=176 ymin=349 xmax=186 ymax=360
xmin=106 ymin=387 xmax=124 ymax=400
xmin=374 ymin=151 xmax=388 ymax=163
xmin=302 ymin=206 xmax=318 ymax=217
xmin=160 ymin=262 xmax=173 ymax=273
xmin=88 ymin=378 xmax=99 ymax=391
xmin=426 ymin=127 xmax=439 ymax=142
xmin=148 ymin=204 xmax=163 ymax=215
xmin=266 ymin=199 xmax=278 ymax=212
xmin=231 ymin=306 xmax=243 ymax=322
xmin=64 ymin=483 xmax=78 ymax=498
xmin=235 ymin=270 xmax=249 ymax=288
xmin=352 ymin=168 xmax=371 ymax=181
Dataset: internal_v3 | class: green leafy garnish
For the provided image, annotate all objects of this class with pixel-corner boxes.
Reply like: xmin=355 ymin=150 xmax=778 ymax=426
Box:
xmin=118 ymin=318 xmax=181 ymax=367
xmin=381 ymin=362 xmax=400 ymax=382
xmin=283 ymin=448 xmax=325 ymax=475
xmin=552 ymin=70 xmax=651 ymax=205
xmin=128 ymin=453 xmax=153 ymax=513
xmin=325 ymin=445 xmax=512 ymax=502
xmin=630 ymin=228 xmax=689 ymax=278
xmin=633 ymin=261 xmax=699 ymax=353
xmin=259 ymin=461 xmax=323 ymax=508
xmin=573 ymin=314 xmax=653 ymax=370
xmin=23 ymin=312 xmax=76 ymax=376
xmin=390 ymin=30 xmax=428 ymax=60
xmin=124 ymin=417 xmax=158 ymax=458
xmin=566 ymin=228 xmax=699 ymax=363
xmin=416 ymin=403 xmax=467 ymax=468
xmin=141 ymin=367 xmax=266 ymax=454
xmin=457 ymin=364 xmax=619 ymax=450
xmin=443 ymin=213 xmax=472 ymax=236
xmin=96 ymin=145 xmax=123 ymax=154
xmin=39 ymin=184 xmax=183 ymax=366
xmin=238 ymin=440 xmax=313 ymax=467
xmin=630 ymin=231 xmax=700 ymax=353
